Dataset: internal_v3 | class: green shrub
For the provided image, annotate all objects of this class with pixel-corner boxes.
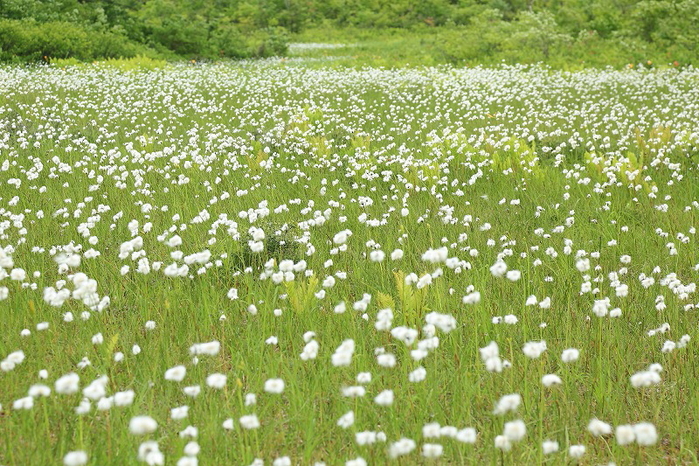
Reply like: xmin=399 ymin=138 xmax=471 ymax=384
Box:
xmin=211 ymin=24 xmax=254 ymax=59
xmin=504 ymin=11 xmax=573 ymax=61
xmin=34 ymin=21 xmax=93 ymax=60
xmin=142 ymin=16 xmax=212 ymax=58
xmin=434 ymin=11 xmax=510 ymax=63
xmin=252 ymin=27 xmax=290 ymax=58
xmin=0 ymin=20 xmax=90 ymax=61
xmin=0 ymin=19 xmax=157 ymax=62
xmin=89 ymin=30 xmax=154 ymax=59
xmin=0 ymin=19 xmax=35 ymax=62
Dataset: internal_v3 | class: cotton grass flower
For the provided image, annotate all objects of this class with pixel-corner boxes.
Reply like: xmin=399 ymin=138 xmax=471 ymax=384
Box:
xmin=422 ymin=422 xmax=441 ymax=438
xmin=264 ymin=378 xmax=285 ymax=394
xmin=561 ymin=348 xmax=580 ymax=362
xmin=588 ymin=418 xmax=612 ymax=436
xmin=375 ymin=308 xmax=393 ymax=331
xmin=422 ymin=443 xmax=443 ymax=458
xmin=63 ymin=451 xmax=89 ymax=466
xmin=176 ymin=457 xmax=198 ymax=466
xmin=494 ymin=435 xmax=512 ymax=451
xmin=183 ymin=386 xmax=201 ymax=398
xmin=114 ymin=390 xmax=135 ymax=407
xmin=206 ymin=373 xmax=227 ymax=389
xmin=28 ymin=384 xmax=51 ymax=398
xmin=430 ymin=425 xmax=455 ymax=439
xmin=462 ymin=291 xmax=481 ymax=304
xmin=334 ymin=301 xmax=347 ymax=314
xmin=388 ymin=438 xmax=416 ymax=458
xmin=73 ymin=398 xmax=90 ymax=416
xmin=239 ymin=414 xmax=260 ymax=430
xmin=568 ymin=444 xmax=586 ymax=459
xmin=356 ymin=431 xmax=379 ymax=445
xmin=522 ymin=340 xmax=547 ymax=359
xmin=222 ymin=418 xmax=235 ymax=430
xmin=138 ymin=441 xmax=163 ymax=464
xmin=633 ymin=423 xmax=658 ymax=445
xmin=337 ymin=410 xmax=354 ymax=429
xmin=542 ymin=440 xmax=559 ymax=454
xmin=391 ymin=326 xmax=418 ymax=345
xmin=300 ymin=338 xmax=319 ymax=360
xmin=377 ymin=353 xmax=396 ymax=367
xmin=342 ymin=386 xmax=366 ymax=397
xmin=408 ymin=366 xmax=427 ymax=382
xmin=170 ymin=405 xmax=189 ymax=420
xmin=331 ymin=339 xmax=355 ymax=367
xmin=505 ymin=270 xmax=521 ymax=281
xmin=165 ymin=365 xmax=187 ymax=382
xmin=592 ymin=298 xmax=610 ymax=317
xmin=503 ymin=420 xmax=526 ymax=441
xmin=374 ymin=389 xmax=394 ymax=406
xmin=630 ymin=369 xmax=661 ymax=388
xmin=346 ymin=458 xmax=367 ymax=466
xmin=369 ymin=250 xmax=385 ymax=262
xmin=129 ymin=415 xmax=158 ymax=435
xmin=179 ymin=426 xmax=198 ymax=439
xmin=96 ymin=397 xmax=113 ymax=411
xmin=55 ymin=373 xmax=80 ymax=395
xmin=82 ymin=376 xmax=108 ymax=400
xmin=541 ymin=374 xmax=562 ymax=387
xmin=13 ymin=396 xmax=34 ymax=410
xmin=272 ymin=457 xmax=291 ymax=466
xmin=456 ymin=428 xmax=477 ymax=443
xmin=189 ymin=340 xmax=220 ymax=356
xmin=490 ymin=261 xmax=507 ymax=277
xmin=479 ymin=341 xmax=503 ymax=373
xmin=333 ymin=230 xmax=351 ymax=244
xmin=425 ymin=312 xmax=457 ymax=332
xmin=10 ymin=268 xmax=26 ymax=281
xmin=615 ymin=425 xmax=636 ymax=445
xmin=493 ymin=393 xmax=521 ymax=415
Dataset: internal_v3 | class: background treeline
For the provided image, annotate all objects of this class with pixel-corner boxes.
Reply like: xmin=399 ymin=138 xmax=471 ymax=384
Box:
xmin=0 ymin=0 xmax=697 ymax=66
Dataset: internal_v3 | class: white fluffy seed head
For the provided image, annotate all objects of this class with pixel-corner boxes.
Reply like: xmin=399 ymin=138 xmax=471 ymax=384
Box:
xmin=129 ymin=415 xmax=158 ymax=435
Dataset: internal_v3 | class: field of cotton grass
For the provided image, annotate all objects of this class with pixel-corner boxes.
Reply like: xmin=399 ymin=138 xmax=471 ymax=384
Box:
xmin=1 ymin=61 xmax=699 ymax=465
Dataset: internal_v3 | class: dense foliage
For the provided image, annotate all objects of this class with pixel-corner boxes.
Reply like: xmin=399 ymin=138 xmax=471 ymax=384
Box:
xmin=0 ymin=0 xmax=698 ymax=65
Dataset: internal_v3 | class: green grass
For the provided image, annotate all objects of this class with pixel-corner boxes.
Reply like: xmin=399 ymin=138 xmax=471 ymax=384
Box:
xmin=289 ymin=26 xmax=690 ymax=69
xmin=0 ymin=61 xmax=698 ymax=465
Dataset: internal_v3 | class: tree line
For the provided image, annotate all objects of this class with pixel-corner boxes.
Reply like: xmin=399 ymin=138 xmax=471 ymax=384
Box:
xmin=0 ymin=0 xmax=697 ymax=64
